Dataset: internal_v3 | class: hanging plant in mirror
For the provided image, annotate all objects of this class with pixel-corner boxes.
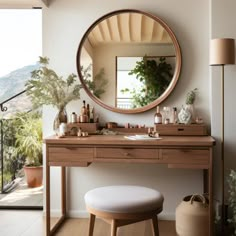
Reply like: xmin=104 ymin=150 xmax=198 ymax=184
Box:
xmin=121 ymin=56 xmax=173 ymax=108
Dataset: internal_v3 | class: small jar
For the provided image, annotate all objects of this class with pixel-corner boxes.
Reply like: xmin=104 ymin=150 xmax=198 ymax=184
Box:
xmin=59 ymin=123 xmax=67 ymax=136
xmin=71 ymin=112 xmax=77 ymax=123
xmin=164 ymin=118 xmax=170 ymax=124
xmin=106 ymin=122 xmax=117 ymax=128
xmin=79 ymin=115 xmax=88 ymax=123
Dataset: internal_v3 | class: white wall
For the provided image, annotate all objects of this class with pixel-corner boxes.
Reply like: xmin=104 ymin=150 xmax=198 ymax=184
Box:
xmin=43 ymin=0 xmax=210 ymax=219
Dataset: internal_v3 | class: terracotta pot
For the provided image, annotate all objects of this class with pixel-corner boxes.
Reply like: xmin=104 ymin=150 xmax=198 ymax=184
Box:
xmin=176 ymin=194 xmax=209 ymax=236
xmin=24 ymin=166 xmax=43 ymax=188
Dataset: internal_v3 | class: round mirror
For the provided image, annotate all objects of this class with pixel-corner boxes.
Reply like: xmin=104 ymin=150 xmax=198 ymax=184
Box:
xmin=76 ymin=9 xmax=181 ymax=114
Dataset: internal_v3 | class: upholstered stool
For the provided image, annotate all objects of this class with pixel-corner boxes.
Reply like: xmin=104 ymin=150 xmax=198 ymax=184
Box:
xmin=84 ymin=185 xmax=164 ymax=236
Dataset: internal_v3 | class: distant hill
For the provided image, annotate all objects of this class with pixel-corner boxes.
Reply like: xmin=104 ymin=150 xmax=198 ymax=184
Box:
xmin=0 ymin=64 xmax=39 ymax=118
xmin=0 ymin=64 xmax=39 ymax=103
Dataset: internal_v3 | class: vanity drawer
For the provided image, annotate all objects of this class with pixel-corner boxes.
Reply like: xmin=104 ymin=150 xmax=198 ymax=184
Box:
xmin=95 ymin=148 xmax=159 ymax=160
xmin=161 ymin=148 xmax=209 ymax=166
xmin=48 ymin=146 xmax=94 ymax=163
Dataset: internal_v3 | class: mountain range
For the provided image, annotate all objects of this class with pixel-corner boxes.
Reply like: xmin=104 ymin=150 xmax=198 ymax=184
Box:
xmin=0 ymin=64 xmax=39 ymax=117
xmin=0 ymin=64 xmax=39 ymax=102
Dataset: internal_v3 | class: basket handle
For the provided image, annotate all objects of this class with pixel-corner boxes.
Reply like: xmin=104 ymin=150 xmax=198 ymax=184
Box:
xmin=190 ymin=194 xmax=207 ymax=205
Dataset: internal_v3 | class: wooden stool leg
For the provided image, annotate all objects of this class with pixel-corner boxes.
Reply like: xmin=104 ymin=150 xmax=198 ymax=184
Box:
xmin=88 ymin=214 xmax=96 ymax=236
xmin=151 ymin=215 xmax=159 ymax=236
xmin=111 ymin=219 xmax=118 ymax=236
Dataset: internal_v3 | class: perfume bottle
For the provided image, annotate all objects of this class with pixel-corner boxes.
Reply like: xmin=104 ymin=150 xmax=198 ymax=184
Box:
xmin=90 ymin=107 xmax=94 ymax=123
xmin=163 ymin=106 xmax=170 ymax=124
xmin=172 ymin=107 xmax=178 ymax=124
xmin=154 ymin=106 xmax=162 ymax=124
xmin=81 ymin=100 xmax=87 ymax=116
xmin=80 ymin=100 xmax=88 ymax=122
xmin=87 ymin=103 xmax=90 ymax=122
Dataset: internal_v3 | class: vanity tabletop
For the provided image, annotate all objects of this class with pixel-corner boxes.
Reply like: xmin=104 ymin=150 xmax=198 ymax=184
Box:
xmin=44 ymin=134 xmax=215 ymax=147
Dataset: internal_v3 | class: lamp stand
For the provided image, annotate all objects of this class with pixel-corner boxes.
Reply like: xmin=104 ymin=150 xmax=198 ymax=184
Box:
xmin=221 ymin=64 xmax=225 ymax=232
xmin=210 ymin=37 xmax=235 ymax=235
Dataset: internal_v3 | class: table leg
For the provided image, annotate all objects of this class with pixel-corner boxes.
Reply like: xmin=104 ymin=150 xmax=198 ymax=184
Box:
xmin=46 ymin=164 xmax=67 ymax=235
xmin=46 ymin=162 xmax=51 ymax=235
xmin=209 ymin=148 xmax=213 ymax=236
xmin=61 ymin=166 xmax=66 ymax=216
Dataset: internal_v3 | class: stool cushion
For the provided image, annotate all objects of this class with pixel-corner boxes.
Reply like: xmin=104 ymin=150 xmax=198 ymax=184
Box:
xmin=84 ymin=185 xmax=164 ymax=214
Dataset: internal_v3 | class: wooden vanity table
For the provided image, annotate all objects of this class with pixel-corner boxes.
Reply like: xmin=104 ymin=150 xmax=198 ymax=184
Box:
xmin=44 ymin=134 xmax=215 ymax=236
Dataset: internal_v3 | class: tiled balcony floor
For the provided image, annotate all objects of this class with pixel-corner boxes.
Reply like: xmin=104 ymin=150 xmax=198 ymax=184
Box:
xmin=0 ymin=177 xmax=43 ymax=207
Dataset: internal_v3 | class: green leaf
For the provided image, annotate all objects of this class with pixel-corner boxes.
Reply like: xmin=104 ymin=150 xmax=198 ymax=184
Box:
xmin=26 ymin=56 xmax=81 ymax=110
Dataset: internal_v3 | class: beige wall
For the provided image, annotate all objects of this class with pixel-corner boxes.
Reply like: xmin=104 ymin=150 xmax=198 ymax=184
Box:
xmin=43 ymin=0 xmax=210 ymax=220
xmin=210 ymin=0 xmax=236 ymax=209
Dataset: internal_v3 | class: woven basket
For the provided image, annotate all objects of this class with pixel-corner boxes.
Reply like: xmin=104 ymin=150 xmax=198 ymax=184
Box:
xmin=176 ymin=194 xmax=209 ymax=236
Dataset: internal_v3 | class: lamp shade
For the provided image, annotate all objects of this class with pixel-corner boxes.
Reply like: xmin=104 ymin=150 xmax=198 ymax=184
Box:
xmin=210 ymin=38 xmax=235 ymax=65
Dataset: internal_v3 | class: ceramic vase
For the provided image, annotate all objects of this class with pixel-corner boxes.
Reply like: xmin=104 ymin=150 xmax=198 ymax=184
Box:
xmin=178 ymin=106 xmax=192 ymax=124
xmin=53 ymin=108 xmax=68 ymax=133
xmin=185 ymin=104 xmax=195 ymax=123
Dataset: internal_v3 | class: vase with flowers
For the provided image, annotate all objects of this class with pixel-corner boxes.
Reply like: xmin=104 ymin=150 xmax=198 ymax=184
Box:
xmin=25 ymin=56 xmax=81 ymax=133
xmin=185 ymin=88 xmax=197 ymax=122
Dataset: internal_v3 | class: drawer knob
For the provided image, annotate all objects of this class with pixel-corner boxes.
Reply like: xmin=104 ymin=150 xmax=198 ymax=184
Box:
xmin=178 ymin=128 xmax=184 ymax=131
xmin=180 ymin=149 xmax=191 ymax=152
xmin=66 ymin=147 xmax=78 ymax=150
xmin=124 ymin=152 xmax=130 ymax=156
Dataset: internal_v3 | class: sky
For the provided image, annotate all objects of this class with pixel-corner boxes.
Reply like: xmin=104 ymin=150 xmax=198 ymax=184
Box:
xmin=0 ymin=9 xmax=42 ymax=78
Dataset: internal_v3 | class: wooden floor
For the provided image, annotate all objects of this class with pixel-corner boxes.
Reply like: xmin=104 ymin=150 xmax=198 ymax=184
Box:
xmin=0 ymin=210 xmax=177 ymax=236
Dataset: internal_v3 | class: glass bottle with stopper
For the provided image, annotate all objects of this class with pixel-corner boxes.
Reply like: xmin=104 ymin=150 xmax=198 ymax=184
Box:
xmin=81 ymin=100 xmax=87 ymax=115
xmin=90 ymin=107 xmax=94 ymax=123
xmin=87 ymin=103 xmax=90 ymax=122
xmin=154 ymin=106 xmax=162 ymax=124
xmin=172 ymin=107 xmax=178 ymax=124
xmin=163 ymin=106 xmax=170 ymax=124
xmin=80 ymin=100 xmax=88 ymax=122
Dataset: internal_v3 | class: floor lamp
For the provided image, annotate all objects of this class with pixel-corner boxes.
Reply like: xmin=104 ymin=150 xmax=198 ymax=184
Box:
xmin=210 ymin=38 xmax=235 ymax=231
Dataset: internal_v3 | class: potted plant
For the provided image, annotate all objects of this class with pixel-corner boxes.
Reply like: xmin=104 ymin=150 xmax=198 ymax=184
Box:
xmin=185 ymin=88 xmax=198 ymax=122
xmin=121 ymin=56 xmax=173 ymax=108
xmin=227 ymin=169 xmax=236 ymax=235
xmin=178 ymin=88 xmax=198 ymax=124
xmin=15 ymin=112 xmax=43 ymax=187
xmin=25 ymin=56 xmax=81 ymax=131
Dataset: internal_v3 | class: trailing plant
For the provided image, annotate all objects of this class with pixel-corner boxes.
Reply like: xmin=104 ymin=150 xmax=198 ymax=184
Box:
xmin=121 ymin=56 xmax=173 ymax=108
xmin=228 ymin=169 xmax=236 ymax=235
xmin=81 ymin=64 xmax=108 ymax=98
xmin=25 ymin=57 xmax=81 ymax=110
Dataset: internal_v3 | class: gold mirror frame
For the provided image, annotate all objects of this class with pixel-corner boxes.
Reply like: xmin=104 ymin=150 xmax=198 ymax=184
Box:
xmin=76 ymin=9 xmax=182 ymax=114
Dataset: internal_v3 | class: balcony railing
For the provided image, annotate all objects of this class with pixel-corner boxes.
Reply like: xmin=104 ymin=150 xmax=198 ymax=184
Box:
xmin=0 ymin=90 xmax=43 ymax=209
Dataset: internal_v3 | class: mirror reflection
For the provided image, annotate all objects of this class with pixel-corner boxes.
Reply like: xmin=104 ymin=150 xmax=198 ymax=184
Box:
xmin=77 ymin=10 xmax=181 ymax=113
xmin=116 ymin=56 xmax=175 ymax=109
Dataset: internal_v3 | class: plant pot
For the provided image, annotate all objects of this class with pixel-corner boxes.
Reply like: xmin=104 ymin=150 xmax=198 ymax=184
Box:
xmin=24 ymin=166 xmax=43 ymax=188
xmin=178 ymin=106 xmax=192 ymax=124
xmin=185 ymin=104 xmax=196 ymax=123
